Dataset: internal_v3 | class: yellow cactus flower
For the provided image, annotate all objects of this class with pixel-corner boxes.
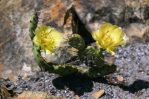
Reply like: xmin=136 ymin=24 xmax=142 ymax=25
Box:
xmin=33 ymin=25 xmax=63 ymax=54
xmin=92 ymin=22 xmax=126 ymax=55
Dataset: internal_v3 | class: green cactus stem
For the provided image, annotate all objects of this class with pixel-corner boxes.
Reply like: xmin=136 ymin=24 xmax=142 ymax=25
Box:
xmin=32 ymin=43 xmax=116 ymax=77
xmin=29 ymin=12 xmax=38 ymax=40
xmin=68 ymin=34 xmax=85 ymax=51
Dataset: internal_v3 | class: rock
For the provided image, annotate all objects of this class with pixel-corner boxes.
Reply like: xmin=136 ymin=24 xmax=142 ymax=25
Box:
xmin=116 ymin=75 xmax=124 ymax=82
xmin=0 ymin=64 xmax=4 ymax=76
xmin=124 ymin=23 xmax=148 ymax=42
xmin=74 ymin=0 xmax=125 ymax=31
xmin=92 ymin=89 xmax=104 ymax=99
xmin=38 ymin=0 xmax=72 ymax=32
xmin=0 ymin=0 xmax=42 ymax=78
xmin=143 ymin=26 xmax=149 ymax=42
xmin=146 ymin=97 xmax=149 ymax=99
xmin=74 ymin=95 xmax=80 ymax=99
xmin=19 ymin=63 xmax=34 ymax=80
xmin=72 ymin=0 xmax=149 ymax=31
xmin=0 ymin=86 xmax=11 ymax=99
xmin=13 ymin=91 xmax=64 ymax=99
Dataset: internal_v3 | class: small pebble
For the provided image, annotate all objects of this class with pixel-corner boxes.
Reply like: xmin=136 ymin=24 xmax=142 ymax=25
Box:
xmin=92 ymin=89 xmax=104 ymax=99
xmin=116 ymin=75 xmax=124 ymax=82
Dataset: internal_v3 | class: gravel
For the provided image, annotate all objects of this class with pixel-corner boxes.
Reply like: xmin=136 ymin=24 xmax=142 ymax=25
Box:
xmin=115 ymin=42 xmax=149 ymax=85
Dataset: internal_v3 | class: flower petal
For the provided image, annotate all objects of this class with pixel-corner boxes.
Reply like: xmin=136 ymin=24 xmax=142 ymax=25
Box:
xmin=33 ymin=25 xmax=63 ymax=54
xmin=92 ymin=22 xmax=126 ymax=55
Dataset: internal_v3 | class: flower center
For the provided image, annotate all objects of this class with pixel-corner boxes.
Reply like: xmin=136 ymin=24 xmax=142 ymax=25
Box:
xmin=102 ymin=31 xmax=113 ymax=47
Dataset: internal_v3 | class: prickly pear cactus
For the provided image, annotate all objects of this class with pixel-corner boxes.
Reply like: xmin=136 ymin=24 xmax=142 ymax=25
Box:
xmin=29 ymin=13 xmax=117 ymax=77
xmin=68 ymin=34 xmax=85 ymax=51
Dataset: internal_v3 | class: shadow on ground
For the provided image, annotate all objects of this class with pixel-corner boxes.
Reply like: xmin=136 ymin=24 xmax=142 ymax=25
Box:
xmin=53 ymin=74 xmax=149 ymax=96
xmin=119 ymin=80 xmax=149 ymax=93
xmin=52 ymin=74 xmax=93 ymax=96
